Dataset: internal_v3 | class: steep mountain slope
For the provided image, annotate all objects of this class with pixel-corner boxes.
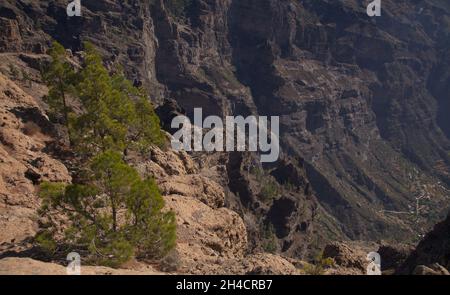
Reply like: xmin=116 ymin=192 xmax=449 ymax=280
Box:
xmin=0 ymin=0 xmax=449 ymax=260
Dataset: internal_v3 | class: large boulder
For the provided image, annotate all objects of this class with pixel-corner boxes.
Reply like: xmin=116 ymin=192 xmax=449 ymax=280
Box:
xmin=323 ymin=242 xmax=368 ymax=274
xmin=159 ymin=175 xmax=225 ymax=208
xmin=165 ymin=195 xmax=247 ymax=261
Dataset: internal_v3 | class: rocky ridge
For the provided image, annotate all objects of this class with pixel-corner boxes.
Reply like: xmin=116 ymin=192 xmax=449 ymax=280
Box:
xmin=397 ymin=213 xmax=450 ymax=275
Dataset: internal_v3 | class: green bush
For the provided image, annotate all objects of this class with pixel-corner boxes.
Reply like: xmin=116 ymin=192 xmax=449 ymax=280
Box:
xmin=261 ymin=223 xmax=277 ymax=253
xmin=302 ymin=253 xmax=335 ymax=275
xmin=35 ymin=231 xmax=57 ymax=254
xmin=251 ymin=167 xmax=280 ymax=202
xmin=8 ymin=63 xmax=20 ymax=79
xmin=260 ymin=179 xmax=279 ymax=201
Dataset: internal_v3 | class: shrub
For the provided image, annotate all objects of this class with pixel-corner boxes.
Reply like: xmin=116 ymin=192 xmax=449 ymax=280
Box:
xmin=260 ymin=179 xmax=279 ymax=201
xmin=261 ymin=223 xmax=277 ymax=253
xmin=251 ymin=166 xmax=280 ymax=201
xmin=35 ymin=231 xmax=57 ymax=254
xmin=8 ymin=64 xmax=20 ymax=80
xmin=302 ymin=253 xmax=335 ymax=275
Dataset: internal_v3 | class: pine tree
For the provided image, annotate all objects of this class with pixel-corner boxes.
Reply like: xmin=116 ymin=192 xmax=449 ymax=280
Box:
xmin=37 ymin=42 xmax=172 ymax=267
xmin=70 ymin=43 xmax=126 ymax=155
xmin=38 ymin=151 xmax=176 ymax=267
xmin=71 ymin=42 xmax=164 ymax=157
xmin=42 ymin=41 xmax=77 ymax=142
xmin=126 ymin=178 xmax=176 ymax=258
xmin=90 ymin=151 xmax=140 ymax=232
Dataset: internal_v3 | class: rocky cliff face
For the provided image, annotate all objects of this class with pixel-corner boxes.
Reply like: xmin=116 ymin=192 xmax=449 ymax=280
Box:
xmin=0 ymin=0 xmax=449 ymax=268
xmin=397 ymin=213 xmax=450 ymax=274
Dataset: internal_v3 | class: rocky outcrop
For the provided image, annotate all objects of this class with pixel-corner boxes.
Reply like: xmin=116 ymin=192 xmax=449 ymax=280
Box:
xmin=397 ymin=214 xmax=450 ymax=275
xmin=323 ymin=242 xmax=368 ymax=275
xmin=132 ymin=145 xmax=300 ymax=274
xmin=160 ymin=175 xmax=225 ymax=208
xmin=165 ymin=194 xmax=246 ymax=260
xmin=0 ymin=17 xmax=21 ymax=52
xmin=378 ymin=244 xmax=413 ymax=272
